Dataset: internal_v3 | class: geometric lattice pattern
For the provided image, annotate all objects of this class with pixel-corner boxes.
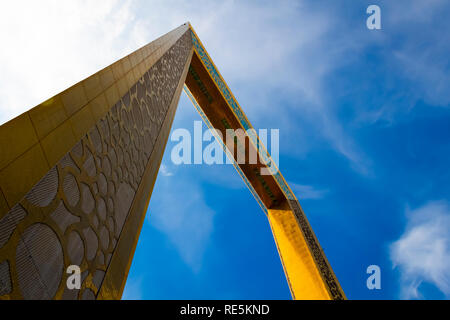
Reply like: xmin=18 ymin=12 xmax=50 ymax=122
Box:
xmin=0 ymin=31 xmax=192 ymax=299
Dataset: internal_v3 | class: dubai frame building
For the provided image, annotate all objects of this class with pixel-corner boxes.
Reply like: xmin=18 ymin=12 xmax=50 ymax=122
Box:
xmin=0 ymin=24 xmax=345 ymax=300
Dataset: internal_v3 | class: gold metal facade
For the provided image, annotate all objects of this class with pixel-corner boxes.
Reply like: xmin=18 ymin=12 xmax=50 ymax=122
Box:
xmin=0 ymin=23 xmax=344 ymax=300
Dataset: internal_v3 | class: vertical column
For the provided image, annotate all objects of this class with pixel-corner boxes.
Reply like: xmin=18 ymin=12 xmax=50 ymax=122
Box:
xmin=267 ymin=200 xmax=345 ymax=300
xmin=0 ymin=25 xmax=193 ymax=300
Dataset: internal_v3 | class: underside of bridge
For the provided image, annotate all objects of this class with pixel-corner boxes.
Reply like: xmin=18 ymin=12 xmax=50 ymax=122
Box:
xmin=0 ymin=23 xmax=345 ymax=300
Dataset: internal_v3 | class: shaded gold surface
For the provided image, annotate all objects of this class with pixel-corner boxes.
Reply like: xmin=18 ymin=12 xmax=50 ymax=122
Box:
xmin=0 ymin=113 xmax=38 ymax=171
xmin=29 ymin=96 xmax=68 ymax=140
xmin=0 ymin=144 xmax=50 ymax=207
xmin=0 ymin=24 xmax=192 ymax=300
xmin=0 ymin=188 xmax=10 ymax=213
xmin=41 ymin=119 xmax=77 ymax=165
xmin=0 ymin=24 xmax=189 ymax=219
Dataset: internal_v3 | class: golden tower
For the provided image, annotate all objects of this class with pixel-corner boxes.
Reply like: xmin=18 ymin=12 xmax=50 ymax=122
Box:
xmin=0 ymin=24 xmax=345 ymax=300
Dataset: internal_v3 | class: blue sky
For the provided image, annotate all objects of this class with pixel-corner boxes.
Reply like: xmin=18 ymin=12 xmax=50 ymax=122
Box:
xmin=1 ymin=0 xmax=449 ymax=300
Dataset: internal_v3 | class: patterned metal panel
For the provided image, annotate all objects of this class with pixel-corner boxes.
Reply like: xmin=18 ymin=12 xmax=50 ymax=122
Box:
xmin=0 ymin=30 xmax=192 ymax=300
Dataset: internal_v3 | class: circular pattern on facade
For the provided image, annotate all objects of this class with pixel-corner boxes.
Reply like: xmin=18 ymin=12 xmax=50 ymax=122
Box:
xmin=16 ymin=223 xmax=63 ymax=299
xmin=25 ymin=167 xmax=58 ymax=207
xmin=63 ymin=173 xmax=80 ymax=207
xmin=67 ymin=231 xmax=84 ymax=266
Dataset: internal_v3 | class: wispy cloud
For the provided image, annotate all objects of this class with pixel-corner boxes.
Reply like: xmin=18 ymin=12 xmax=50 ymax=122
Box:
xmin=147 ymin=171 xmax=215 ymax=273
xmin=0 ymin=0 xmax=146 ymax=124
xmin=122 ymin=277 xmax=143 ymax=300
xmin=390 ymin=201 xmax=450 ymax=299
xmin=356 ymin=0 xmax=450 ymax=125
xmin=290 ymin=182 xmax=328 ymax=200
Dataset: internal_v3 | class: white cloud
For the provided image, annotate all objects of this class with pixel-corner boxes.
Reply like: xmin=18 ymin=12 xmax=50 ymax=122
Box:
xmin=290 ymin=182 xmax=328 ymax=200
xmin=390 ymin=201 xmax=450 ymax=299
xmin=147 ymin=170 xmax=215 ymax=273
xmin=159 ymin=164 xmax=173 ymax=177
xmin=0 ymin=0 xmax=146 ymax=124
